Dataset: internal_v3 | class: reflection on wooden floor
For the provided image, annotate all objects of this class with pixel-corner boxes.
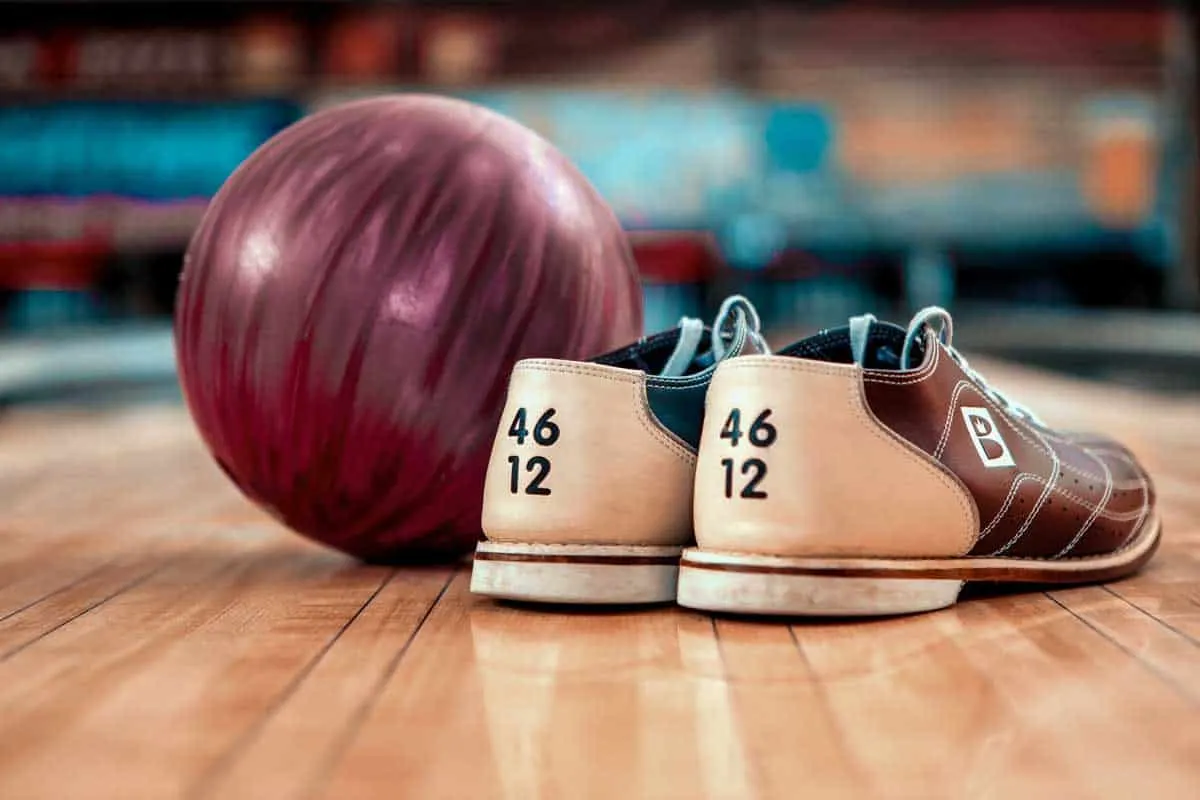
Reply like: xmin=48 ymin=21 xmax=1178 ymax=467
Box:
xmin=0 ymin=360 xmax=1197 ymax=799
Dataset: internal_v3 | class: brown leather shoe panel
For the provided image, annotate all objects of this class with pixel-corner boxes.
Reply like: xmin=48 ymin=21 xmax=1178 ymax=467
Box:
xmin=943 ymin=396 xmax=1058 ymax=551
xmin=1050 ymin=435 xmax=1154 ymax=516
xmin=857 ymin=341 xmax=948 ymax=455
xmin=1069 ymin=515 xmax=1144 ymax=557
xmin=999 ymin=486 xmax=1106 ymax=557
xmin=969 ymin=475 xmax=1049 ymax=555
xmin=862 ymin=338 xmax=1155 ymax=561
xmin=863 ymin=340 xmax=1052 ymax=551
xmin=1003 ymin=434 xmax=1153 ymax=557
xmin=995 ymin=468 xmax=1151 ymax=558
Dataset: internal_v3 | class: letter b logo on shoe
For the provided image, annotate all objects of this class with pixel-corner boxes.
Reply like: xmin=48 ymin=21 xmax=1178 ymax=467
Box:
xmin=961 ymin=406 xmax=1016 ymax=469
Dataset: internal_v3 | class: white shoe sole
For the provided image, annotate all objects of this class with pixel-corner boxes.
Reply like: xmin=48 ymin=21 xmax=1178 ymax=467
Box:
xmin=677 ymin=515 xmax=1160 ymax=617
xmin=470 ymin=541 xmax=683 ymax=605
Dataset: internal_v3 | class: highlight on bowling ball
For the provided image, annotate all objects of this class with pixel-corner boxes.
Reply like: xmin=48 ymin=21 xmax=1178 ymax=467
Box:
xmin=173 ymin=93 xmax=644 ymax=562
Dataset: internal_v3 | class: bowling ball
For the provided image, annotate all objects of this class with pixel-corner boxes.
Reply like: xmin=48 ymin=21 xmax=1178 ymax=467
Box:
xmin=174 ymin=94 xmax=643 ymax=561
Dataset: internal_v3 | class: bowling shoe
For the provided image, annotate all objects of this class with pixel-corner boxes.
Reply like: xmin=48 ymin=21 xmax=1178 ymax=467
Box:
xmin=470 ymin=295 xmax=769 ymax=604
xmin=678 ymin=306 xmax=1160 ymax=617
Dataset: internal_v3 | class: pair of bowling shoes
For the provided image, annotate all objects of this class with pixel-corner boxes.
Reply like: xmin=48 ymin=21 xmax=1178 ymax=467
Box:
xmin=470 ymin=297 xmax=1160 ymax=617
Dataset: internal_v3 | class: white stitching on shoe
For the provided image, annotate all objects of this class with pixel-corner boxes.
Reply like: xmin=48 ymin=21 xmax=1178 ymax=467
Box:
xmin=861 ymin=336 xmax=942 ymax=385
xmin=1119 ymin=472 xmax=1152 ymax=550
xmin=1054 ymin=453 xmax=1114 ymax=558
xmin=934 ymin=380 xmax=977 ymax=460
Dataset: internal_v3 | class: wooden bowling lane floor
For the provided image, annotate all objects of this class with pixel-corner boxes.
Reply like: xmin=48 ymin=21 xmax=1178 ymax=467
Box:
xmin=1 ymin=362 xmax=1198 ymax=800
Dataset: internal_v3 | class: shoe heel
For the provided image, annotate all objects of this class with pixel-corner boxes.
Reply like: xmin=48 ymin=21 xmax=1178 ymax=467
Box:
xmin=471 ymin=542 xmax=682 ymax=605
xmin=676 ymin=549 xmax=962 ymax=617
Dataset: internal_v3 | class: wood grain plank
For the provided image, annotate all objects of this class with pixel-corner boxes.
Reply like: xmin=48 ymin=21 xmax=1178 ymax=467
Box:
xmin=0 ymin=526 xmax=260 ymax=657
xmin=1049 ymin=585 xmax=1200 ymax=702
xmin=0 ymin=538 xmax=381 ymax=800
xmin=712 ymin=618 xmax=866 ymax=798
xmin=195 ymin=565 xmax=455 ymax=800
xmin=318 ymin=576 xmax=706 ymax=800
xmin=794 ymin=592 xmax=1200 ymax=799
xmin=312 ymin=572 xmax=505 ymax=799
xmin=0 ymin=557 xmax=162 ymax=660
xmin=954 ymin=594 xmax=1200 ymax=799
xmin=674 ymin=615 xmax=758 ymax=800
xmin=793 ymin=605 xmax=1034 ymax=800
xmin=1105 ymin=549 xmax=1200 ymax=644
xmin=0 ymin=545 xmax=118 ymax=622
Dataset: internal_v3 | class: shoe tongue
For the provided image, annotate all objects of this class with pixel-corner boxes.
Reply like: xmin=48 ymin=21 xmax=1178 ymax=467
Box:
xmin=848 ymin=313 xmax=877 ymax=367
xmin=659 ymin=317 xmax=706 ymax=377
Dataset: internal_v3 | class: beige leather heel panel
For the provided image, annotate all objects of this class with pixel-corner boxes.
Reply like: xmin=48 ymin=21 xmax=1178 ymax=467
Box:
xmin=481 ymin=361 xmax=696 ymax=547
xmin=694 ymin=357 xmax=978 ymax=558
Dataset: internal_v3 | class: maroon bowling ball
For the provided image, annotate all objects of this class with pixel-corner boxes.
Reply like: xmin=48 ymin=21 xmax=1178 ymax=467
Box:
xmin=174 ymin=94 xmax=643 ymax=561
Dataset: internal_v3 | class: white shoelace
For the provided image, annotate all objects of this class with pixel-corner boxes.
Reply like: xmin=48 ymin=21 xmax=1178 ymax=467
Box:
xmin=901 ymin=306 xmax=1044 ymax=425
xmin=712 ymin=294 xmax=769 ymax=362
xmin=660 ymin=294 xmax=769 ymax=377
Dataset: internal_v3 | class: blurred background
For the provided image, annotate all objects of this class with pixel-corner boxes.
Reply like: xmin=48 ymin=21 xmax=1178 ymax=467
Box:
xmin=1 ymin=0 xmax=1197 ymax=405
